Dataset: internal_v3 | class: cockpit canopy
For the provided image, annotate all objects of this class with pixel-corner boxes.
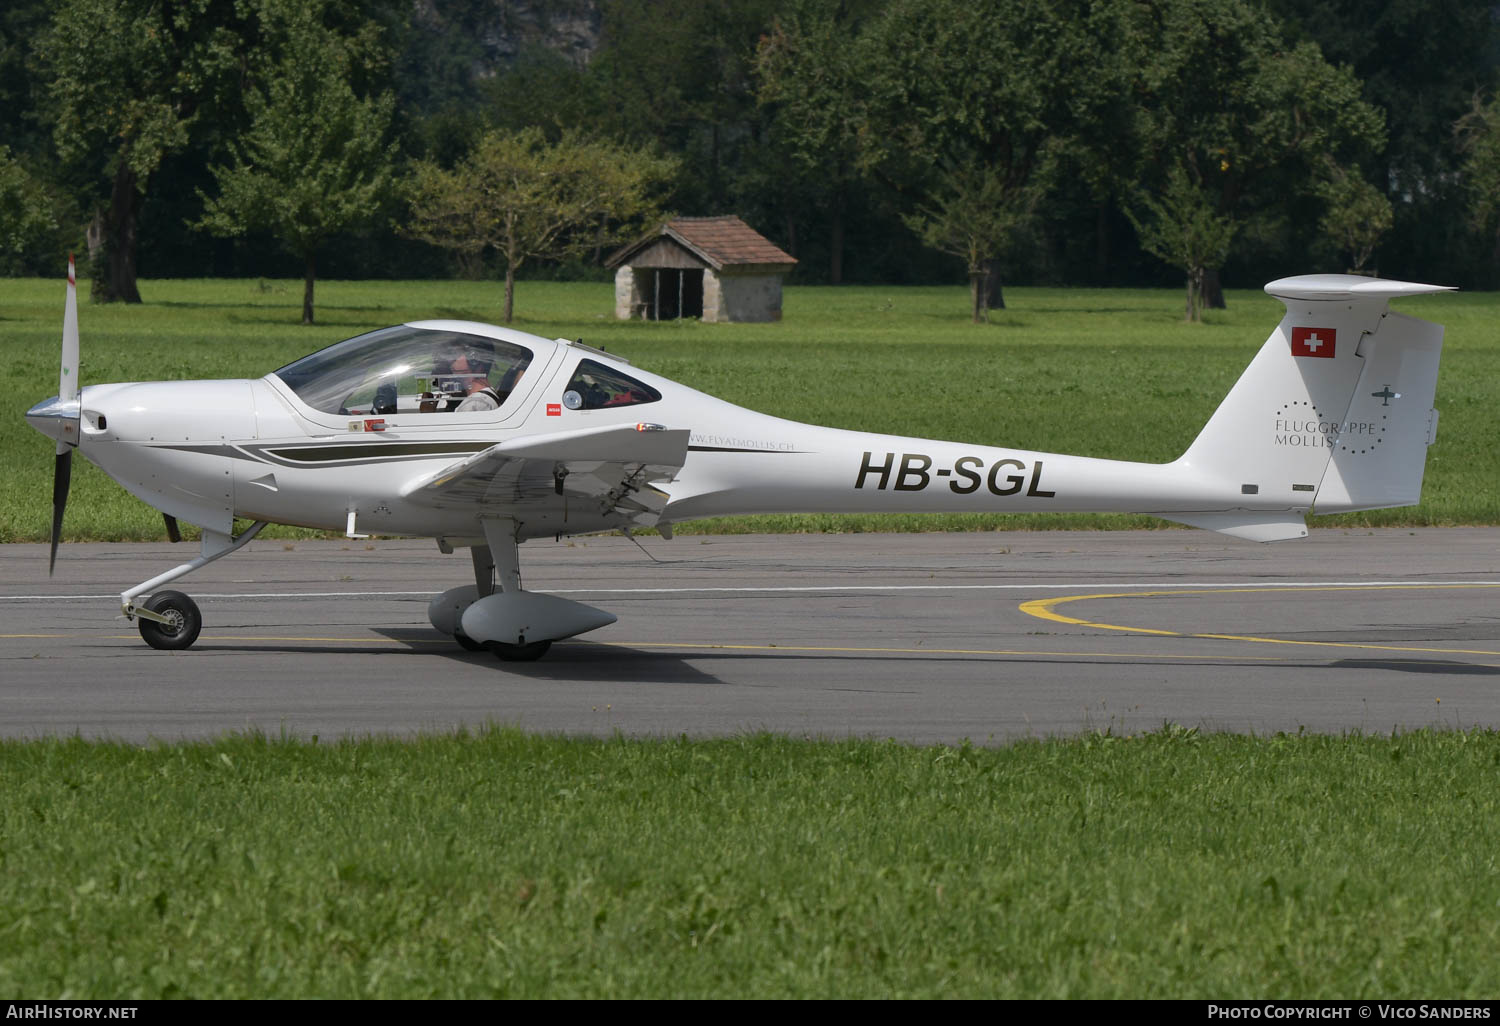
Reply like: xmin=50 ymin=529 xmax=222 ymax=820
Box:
xmin=272 ymin=325 xmax=534 ymax=415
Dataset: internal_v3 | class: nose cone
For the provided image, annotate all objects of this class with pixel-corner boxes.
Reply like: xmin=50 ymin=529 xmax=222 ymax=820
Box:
xmin=26 ymin=395 xmax=81 ymax=446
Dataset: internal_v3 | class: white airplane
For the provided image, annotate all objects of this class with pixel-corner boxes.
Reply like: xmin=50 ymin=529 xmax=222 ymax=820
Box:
xmin=27 ymin=259 xmax=1452 ymax=660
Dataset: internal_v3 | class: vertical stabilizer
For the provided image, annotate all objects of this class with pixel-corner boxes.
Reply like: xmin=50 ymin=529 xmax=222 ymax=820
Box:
xmin=1174 ymin=275 xmax=1451 ymax=520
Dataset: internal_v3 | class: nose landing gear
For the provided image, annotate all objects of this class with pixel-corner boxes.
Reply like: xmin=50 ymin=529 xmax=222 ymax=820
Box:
xmin=122 ymin=521 xmax=267 ymax=651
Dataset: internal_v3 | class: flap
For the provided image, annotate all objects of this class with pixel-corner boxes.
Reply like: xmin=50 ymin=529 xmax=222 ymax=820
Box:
xmin=401 ymin=422 xmax=689 ymax=527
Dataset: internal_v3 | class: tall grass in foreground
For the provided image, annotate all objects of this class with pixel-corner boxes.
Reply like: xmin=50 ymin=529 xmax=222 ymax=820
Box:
xmin=3 ymin=278 xmax=1496 ymax=541
xmin=2 ymin=728 xmax=1497 ymax=998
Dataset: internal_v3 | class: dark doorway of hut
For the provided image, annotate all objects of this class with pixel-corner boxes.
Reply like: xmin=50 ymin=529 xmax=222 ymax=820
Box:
xmin=647 ymin=268 xmax=704 ymax=320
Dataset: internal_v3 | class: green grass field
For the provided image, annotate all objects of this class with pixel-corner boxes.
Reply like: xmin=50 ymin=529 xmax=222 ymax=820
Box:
xmin=2 ymin=727 xmax=1497 ymax=998
xmin=2 ymin=277 xmax=1496 ymax=542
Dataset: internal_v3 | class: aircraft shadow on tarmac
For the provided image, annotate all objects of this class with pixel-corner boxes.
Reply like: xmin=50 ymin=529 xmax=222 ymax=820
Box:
xmin=374 ymin=629 xmax=727 ymax=684
xmin=392 ymin=631 xmax=1500 ymax=682
xmin=189 ymin=631 xmax=1500 ymax=684
xmin=474 ymin=650 xmax=1500 ymax=685
xmin=1328 ymin=658 xmax=1500 ymax=677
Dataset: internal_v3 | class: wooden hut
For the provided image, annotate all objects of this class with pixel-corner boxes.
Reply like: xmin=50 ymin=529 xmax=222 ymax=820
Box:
xmin=606 ymin=215 xmax=796 ymax=322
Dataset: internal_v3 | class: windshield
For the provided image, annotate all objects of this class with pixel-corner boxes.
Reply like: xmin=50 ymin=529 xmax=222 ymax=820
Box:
xmin=273 ymin=326 xmax=534 ymax=415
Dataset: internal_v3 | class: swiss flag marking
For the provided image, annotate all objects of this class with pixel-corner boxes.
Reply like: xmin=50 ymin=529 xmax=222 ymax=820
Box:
xmin=546 ymin=403 xmax=562 ymax=416
xmin=1291 ymin=327 xmax=1336 ymax=359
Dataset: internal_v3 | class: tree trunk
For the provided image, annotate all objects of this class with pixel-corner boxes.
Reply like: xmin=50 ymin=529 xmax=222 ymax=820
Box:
xmin=85 ymin=211 xmax=105 ymax=265
xmin=1094 ymin=202 xmax=1110 ymax=282
xmin=1203 ymin=267 xmax=1226 ymax=309
xmin=302 ymin=252 xmax=316 ymax=325
xmin=829 ymin=202 xmax=844 ymax=285
xmin=710 ymin=123 xmax=721 ymax=202
xmin=93 ymin=163 xmax=142 ymax=304
xmin=503 ymin=223 xmax=518 ymax=323
xmin=969 ymin=270 xmax=988 ymax=323
xmin=984 ymin=260 xmax=1005 ymax=310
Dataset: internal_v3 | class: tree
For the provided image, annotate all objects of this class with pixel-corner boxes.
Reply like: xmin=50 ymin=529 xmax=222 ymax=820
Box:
xmin=585 ymin=0 xmax=779 ymax=210
xmin=855 ymin=0 xmax=1122 ymax=313
xmin=196 ymin=6 xmax=399 ymax=325
xmin=1455 ymin=93 xmax=1500 ymax=266
xmin=1315 ymin=162 xmax=1392 ymax=273
xmin=0 ymin=1 xmax=53 ymax=162
xmin=906 ymin=162 xmax=1045 ymax=322
xmin=405 ymin=127 xmax=675 ymax=323
xmin=1127 ymin=0 xmax=1386 ymax=306
xmin=753 ymin=2 xmax=880 ymax=284
xmin=1126 ymin=164 xmax=1238 ymax=322
xmin=36 ymin=0 xmax=248 ymax=302
xmin=0 ymin=147 xmax=60 ymax=273
xmin=1266 ymin=0 xmax=1496 ymax=285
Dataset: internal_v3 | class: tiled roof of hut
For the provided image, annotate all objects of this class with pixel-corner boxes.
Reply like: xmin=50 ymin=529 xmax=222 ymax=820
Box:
xmin=607 ymin=215 xmax=796 ymax=271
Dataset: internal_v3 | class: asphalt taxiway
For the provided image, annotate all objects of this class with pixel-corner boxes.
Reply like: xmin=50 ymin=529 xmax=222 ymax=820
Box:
xmin=2 ymin=529 xmax=1498 ymax=743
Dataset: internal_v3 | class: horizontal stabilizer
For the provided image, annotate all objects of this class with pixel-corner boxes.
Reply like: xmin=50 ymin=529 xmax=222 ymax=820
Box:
xmin=1264 ymin=275 xmax=1455 ymax=302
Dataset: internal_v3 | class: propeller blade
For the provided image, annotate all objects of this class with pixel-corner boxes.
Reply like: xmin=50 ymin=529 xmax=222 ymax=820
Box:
xmin=50 ymin=448 xmax=71 ymax=575
xmin=49 ymin=255 xmax=81 ymax=574
xmin=60 ymin=253 xmax=79 ymax=403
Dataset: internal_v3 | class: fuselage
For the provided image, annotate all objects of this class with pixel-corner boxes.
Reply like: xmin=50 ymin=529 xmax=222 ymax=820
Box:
xmin=27 ymin=319 xmax=1272 ymax=543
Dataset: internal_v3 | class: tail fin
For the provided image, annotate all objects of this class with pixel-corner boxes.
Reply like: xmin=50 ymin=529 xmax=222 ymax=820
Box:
xmin=1170 ymin=274 xmax=1451 ymax=540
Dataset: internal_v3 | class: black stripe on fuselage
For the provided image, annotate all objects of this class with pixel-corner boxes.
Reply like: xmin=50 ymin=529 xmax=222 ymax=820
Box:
xmin=151 ymin=440 xmax=492 ymax=468
xmin=264 ymin=441 xmax=491 ymax=463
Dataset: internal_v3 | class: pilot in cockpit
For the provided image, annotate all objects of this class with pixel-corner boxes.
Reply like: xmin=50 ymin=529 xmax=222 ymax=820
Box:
xmin=460 ymin=361 xmax=526 ymax=411
xmin=419 ymin=344 xmax=528 ymax=413
xmin=452 ymin=351 xmax=525 ymax=412
xmin=422 ymin=350 xmax=495 ymax=412
xmin=449 ymin=352 xmax=497 ymax=410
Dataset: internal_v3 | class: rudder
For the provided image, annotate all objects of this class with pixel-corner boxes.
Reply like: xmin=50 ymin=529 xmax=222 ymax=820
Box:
xmin=1314 ymin=308 xmax=1443 ymax=512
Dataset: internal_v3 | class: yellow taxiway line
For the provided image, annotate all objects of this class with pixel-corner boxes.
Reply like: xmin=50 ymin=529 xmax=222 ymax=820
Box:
xmin=1019 ymin=584 xmax=1500 ymax=657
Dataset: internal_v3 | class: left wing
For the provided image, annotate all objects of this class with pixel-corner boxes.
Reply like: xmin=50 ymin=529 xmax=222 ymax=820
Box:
xmin=400 ymin=422 xmax=690 ymax=529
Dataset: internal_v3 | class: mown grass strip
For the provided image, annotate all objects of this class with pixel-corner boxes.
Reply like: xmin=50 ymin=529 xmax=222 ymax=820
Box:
xmin=3 ymin=279 xmax=1495 ymax=541
xmin=1 ymin=727 xmax=1497 ymax=998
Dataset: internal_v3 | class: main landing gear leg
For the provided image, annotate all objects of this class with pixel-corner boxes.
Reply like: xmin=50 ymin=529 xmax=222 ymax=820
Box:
xmin=432 ymin=519 xmax=616 ymax=663
xmin=477 ymin=517 xmax=551 ymax=662
xmin=122 ymin=521 xmax=268 ymax=650
xmin=448 ymin=543 xmax=496 ymax=652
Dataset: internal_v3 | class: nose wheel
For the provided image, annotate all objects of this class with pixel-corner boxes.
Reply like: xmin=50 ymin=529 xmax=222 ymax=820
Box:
xmin=136 ymin=590 xmax=203 ymax=650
